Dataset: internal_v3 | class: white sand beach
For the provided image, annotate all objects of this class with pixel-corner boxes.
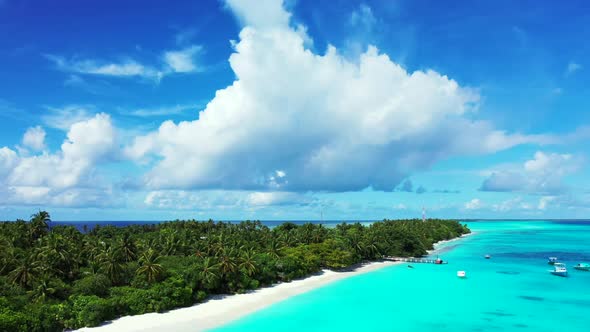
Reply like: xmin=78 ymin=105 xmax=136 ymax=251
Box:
xmin=77 ymin=260 xmax=401 ymax=332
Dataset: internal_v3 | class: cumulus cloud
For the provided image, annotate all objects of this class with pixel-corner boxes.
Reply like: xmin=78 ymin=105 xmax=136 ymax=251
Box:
xmin=225 ymin=0 xmax=291 ymax=29
xmin=464 ymin=198 xmax=483 ymax=210
xmin=22 ymin=126 xmax=46 ymax=151
xmin=125 ymin=0 xmax=552 ymax=193
xmin=480 ymin=151 xmax=583 ymax=194
xmin=0 ymin=114 xmax=118 ymax=207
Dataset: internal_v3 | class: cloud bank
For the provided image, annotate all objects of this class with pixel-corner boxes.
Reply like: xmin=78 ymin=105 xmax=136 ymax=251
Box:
xmin=125 ymin=0 xmax=552 ymax=194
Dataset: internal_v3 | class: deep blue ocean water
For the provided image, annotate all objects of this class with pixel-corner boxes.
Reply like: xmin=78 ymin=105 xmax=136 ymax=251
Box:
xmin=210 ymin=220 xmax=590 ymax=332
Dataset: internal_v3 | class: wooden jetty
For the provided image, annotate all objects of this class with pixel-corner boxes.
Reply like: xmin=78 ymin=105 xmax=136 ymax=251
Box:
xmin=383 ymin=256 xmax=448 ymax=264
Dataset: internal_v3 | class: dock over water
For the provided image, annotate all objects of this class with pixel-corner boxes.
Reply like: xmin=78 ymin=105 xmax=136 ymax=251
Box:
xmin=383 ymin=256 xmax=448 ymax=264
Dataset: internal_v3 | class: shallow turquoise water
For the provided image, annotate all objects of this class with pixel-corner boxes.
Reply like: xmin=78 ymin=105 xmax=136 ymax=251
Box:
xmin=214 ymin=220 xmax=590 ymax=332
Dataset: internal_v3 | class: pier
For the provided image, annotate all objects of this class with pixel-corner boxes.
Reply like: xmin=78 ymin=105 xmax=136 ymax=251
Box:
xmin=383 ymin=256 xmax=448 ymax=264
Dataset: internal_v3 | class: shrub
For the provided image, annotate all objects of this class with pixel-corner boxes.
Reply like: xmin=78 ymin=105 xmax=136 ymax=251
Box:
xmin=72 ymin=274 xmax=111 ymax=297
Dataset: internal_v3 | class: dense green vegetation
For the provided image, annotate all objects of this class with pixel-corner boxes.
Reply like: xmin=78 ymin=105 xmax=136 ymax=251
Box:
xmin=0 ymin=211 xmax=469 ymax=331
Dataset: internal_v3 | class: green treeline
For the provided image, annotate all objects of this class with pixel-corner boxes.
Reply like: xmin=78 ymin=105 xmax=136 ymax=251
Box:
xmin=0 ymin=211 xmax=469 ymax=331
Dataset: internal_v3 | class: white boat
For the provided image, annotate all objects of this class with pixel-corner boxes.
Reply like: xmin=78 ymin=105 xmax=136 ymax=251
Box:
xmin=548 ymin=257 xmax=558 ymax=265
xmin=457 ymin=271 xmax=466 ymax=278
xmin=574 ymin=263 xmax=590 ymax=271
xmin=550 ymin=263 xmax=568 ymax=277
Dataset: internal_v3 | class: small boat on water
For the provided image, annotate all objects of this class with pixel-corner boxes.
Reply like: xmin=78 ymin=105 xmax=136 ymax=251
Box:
xmin=548 ymin=257 xmax=558 ymax=265
xmin=457 ymin=271 xmax=466 ymax=278
xmin=574 ymin=263 xmax=590 ymax=271
xmin=550 ymin=263 xmax=568 ymax=277
xmin=484 ymin=254 xmax=491 ymax=259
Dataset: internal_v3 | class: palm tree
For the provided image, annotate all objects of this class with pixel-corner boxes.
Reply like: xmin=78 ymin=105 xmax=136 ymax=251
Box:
xmin=136 ymin=249 xmax=164 ymax=283
xmin=119 ymin=233 xmax=138 ymax=262
xmin=217 ymin=247 xmax=237 ymax=278
xmin=0 ymin=237 xmax=15 ymax=275
xmin=37 ymin=233 xmax=76 ymax=279
xmin=28 ymin=275 xmax=56 ymax=303
xmin=161 ymin=232 xmax=182 ymax=256
xmin=29 ymin=210 xmax=51 ymax=241
xmin=267 ymin=239 xmax=284 ymax=259
xmin=239 ymin=248 xmax=258 ymax=277
xmin=97 ymin=246 xmax=124 ymax=284
xmin=8 ymin=255 xmax=40 ymax=288
xmin=199 ymin=257 xmax=220 ymax=290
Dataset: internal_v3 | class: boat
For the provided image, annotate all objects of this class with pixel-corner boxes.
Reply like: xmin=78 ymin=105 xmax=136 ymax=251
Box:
xmin=457 ymin=271 xmax=466 ymax=278
xmin=549 ymin=263 xmax=568 ymax=277
xmin=435 ymin=258 xmax=444 ymax=264
xmin=574 ymin=263 xmax=590 ymax=271
xmin=484 ymin=254 xmax=491 ymax=259
xmin=548 ymin=257 xmax=558 ymax=265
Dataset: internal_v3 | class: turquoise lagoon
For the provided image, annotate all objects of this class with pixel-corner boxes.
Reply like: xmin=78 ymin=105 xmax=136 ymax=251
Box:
xmin=215 ymin=220 xmax=590 ymax=331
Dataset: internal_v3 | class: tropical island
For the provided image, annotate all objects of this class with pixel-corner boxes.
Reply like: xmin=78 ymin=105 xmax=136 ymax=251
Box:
xmin=0 ymin=211 xmax=470 ymax=331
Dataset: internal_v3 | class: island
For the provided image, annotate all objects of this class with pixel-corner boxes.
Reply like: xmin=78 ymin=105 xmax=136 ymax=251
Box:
xmin=0 ymin=211 xmax=470 ymax=331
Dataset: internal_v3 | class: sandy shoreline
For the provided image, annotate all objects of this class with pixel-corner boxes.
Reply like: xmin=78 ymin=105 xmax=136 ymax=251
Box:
xmin=78 ymin=232 xmax=474 ymax=332
xmin=77 ymin=260 xmax=401 ymax=332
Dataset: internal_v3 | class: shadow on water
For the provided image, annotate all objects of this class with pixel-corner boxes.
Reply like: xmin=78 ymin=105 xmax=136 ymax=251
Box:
xmin=483 ymin=310 xmax=515 ymax=317
xmin=518 ymin=295 xmax=544 ymax=302
xmin=496 ymin=271 xmax=520 ymax=275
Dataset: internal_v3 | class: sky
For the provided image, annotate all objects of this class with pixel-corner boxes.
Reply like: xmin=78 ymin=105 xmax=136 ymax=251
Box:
xmin=0 ymin=0 xmax=589 ymax=221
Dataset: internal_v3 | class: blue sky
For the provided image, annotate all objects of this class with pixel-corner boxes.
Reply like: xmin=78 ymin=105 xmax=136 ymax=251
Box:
xmin=0 ymin=0 xmax=589 ymax=221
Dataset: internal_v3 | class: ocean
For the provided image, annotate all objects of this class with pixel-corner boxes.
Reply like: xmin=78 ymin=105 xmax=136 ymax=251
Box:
xmin=212 ymin=220 xmax=590 ymax=332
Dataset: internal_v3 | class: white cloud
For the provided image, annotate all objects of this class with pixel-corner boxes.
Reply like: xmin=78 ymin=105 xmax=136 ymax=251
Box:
xmin=481 ymin=151 xmax=583 ymax=194
xmin=538 ymin=196 xmax=556 ymax=210
xmin=143 ymin=189 xmax=313 ymax=210
xmin=349 ymin=3 xmax=377 ymax=30
xmin=0 ymin=147 xmax=18 ymax=176
xmin=393 ymin=203 xmax=407 ymax=210
xmin=46 ymin=44 xmax=203 ymax=82
xmin=464 ymin=198 xmax=483 ymax=210
xmin=246 ymin=191 xmax=313 ymax=206
xmin=22 ymin=126 xmax=46 ymax=151
xmin=0 ymin=114 xmax=118 ymax=207
xmin=163 ymin=45 xmax=201 ymax=73
xmin=144 ymin=190 xmax=242 ymax=210
xmin=125 ymin=0 xmax=553 ymax=193
xmin=42 ymin=105 xmax=93 ymax=130
xmin=226 ymin=0 xmax=291 ymax=29
xmin=125 ymin=103 xmax=199 ymax=117
xmin=566 ymin=61 xmax=582 ymax=76
xmin=46 ymin=55 xmax=163 ymax=81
